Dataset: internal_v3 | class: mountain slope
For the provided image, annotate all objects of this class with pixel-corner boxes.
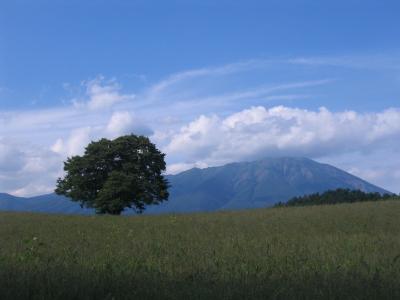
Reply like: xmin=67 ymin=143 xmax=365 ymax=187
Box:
xmin=147 ymin=157 xmax=389 ymax=213
xmin=0 ymin=193 xmax=93 ymax=214
xmin=0 ymin=193 xmax=29 ymax=211
xmin=0 ymin=157 xmax=390 ymax=214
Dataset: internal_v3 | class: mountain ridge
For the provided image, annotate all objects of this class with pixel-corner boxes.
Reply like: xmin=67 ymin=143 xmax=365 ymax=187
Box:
xmin=148 ymin=157 xmax=389 ymax=213
xmin=0 ymin=157 xmax=390 ymax=214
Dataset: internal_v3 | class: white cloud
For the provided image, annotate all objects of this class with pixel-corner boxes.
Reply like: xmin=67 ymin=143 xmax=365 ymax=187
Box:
xmin=164 ymin=106 xmax=400 ymax=176
xmin=170 ymin=79 xmax=333 ymax=110
xmin=50 ymin=111 xmax=152 ymax=158
xmin=106 ymin=111 xmax=134 ymax=138
xmin=52 ymin=127 xmax=93 ymax=157
xmin=288 ymin=54 xmax=400 ymax=70
xmin=73 ymin=76 xmax=135 ymax=110
xmin=12 ymin=184 xmax=55 ymax=198
xmin=13 ymin=103 xmax=397 ymax=195
xmin=1 ymin=57 xmax=400 ymax=196
xmin=0 ymin=140 xmax=26 ymax=172
xmin=147 ymin=59 xmax=273 ymax=97
xmin=0 ymin=139 xmax=63 ymax=196
xmin=106 ymin=111 xmax=153 ymax=138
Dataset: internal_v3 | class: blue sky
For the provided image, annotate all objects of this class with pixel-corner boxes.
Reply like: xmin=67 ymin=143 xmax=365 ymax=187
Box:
xmin=1 ymin=0 xmax=400 ymax=195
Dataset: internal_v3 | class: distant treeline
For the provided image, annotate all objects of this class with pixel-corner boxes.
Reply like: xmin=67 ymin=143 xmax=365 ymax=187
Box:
xmin=275 ymin=189 xmax=399 ymax=207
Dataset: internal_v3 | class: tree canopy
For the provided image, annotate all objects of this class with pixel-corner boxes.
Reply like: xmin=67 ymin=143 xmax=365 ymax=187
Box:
xmin=275 ymin=188 xmax=397 ymax=207
xmin=55 ymin=135 xmax=169 ymax=215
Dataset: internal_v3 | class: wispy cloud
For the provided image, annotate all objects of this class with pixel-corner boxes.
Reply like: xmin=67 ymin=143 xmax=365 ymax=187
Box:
xmin=153 ymin=79 xmax=333 ymax=117
xmin=146 ymin=59 xmax=274 ymax=98
xmin=288 ymin=54 xmax=400 ymax=70
xmin=1 ymin=55 xmax=400 ymax=195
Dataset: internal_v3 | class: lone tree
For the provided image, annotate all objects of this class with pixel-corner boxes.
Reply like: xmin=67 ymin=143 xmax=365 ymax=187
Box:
xmin=55 ymin=135 xmax=169 ymax=215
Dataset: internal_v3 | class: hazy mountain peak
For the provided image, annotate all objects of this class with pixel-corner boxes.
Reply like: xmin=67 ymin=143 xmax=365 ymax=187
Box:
xmin=149 ymin=157 xmax=389 ymax=213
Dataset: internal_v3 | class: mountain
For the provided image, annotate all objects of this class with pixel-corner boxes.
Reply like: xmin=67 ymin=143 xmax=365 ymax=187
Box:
xmin=0 ymin=192 xmax=93 ymax=214
xmin=0 ymin=193 xmax=28 ymax=211
xmin=148 ymin=157 xmax=390 ymax=213
xmin=0 ymin=157 xmax=390 ymax=214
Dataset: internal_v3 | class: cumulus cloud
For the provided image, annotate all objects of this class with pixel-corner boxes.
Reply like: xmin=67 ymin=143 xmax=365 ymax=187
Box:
xmin=51 ymin=127 xmax=92 ymax=157
xmin=2 ymin=58 xmax=400 ymax=196
xmin=0 ymin=139 xmax=63 ymax=196
xmin=16 ymin=104 xmax=397 ymax=195
xmin=106 ymin=111 xmax=134 ymax=137
xmin=50 ymin=111 xmax=153 ymax=160
xmin=164 ymin=106 xmax=400 ymax=169
xmin=105 ymin=111 xmax=153 ymax=138
xmin=73 ymin=76 xmax=135 ymax=110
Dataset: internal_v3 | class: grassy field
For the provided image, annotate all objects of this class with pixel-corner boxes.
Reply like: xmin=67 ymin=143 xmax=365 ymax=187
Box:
xmin=1 ymin=201 xmax=400 ymax=300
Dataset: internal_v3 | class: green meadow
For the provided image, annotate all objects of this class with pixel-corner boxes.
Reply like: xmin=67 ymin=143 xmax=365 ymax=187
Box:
xmin=1 ymin=201 xmax=400 ymax=300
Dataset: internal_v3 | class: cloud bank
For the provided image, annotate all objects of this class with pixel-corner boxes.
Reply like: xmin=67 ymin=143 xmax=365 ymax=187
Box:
xmin=2 ymin=104 xmax=400 ymax=196
xmin=1 ymin=57 xmax=400 ymax=195
xmin=164 ymin=106 xmax=400 ymax=172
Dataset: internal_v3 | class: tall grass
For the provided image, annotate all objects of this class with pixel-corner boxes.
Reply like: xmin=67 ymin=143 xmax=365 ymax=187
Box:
xmin=1 ymin=201 xmax=400 ymax=299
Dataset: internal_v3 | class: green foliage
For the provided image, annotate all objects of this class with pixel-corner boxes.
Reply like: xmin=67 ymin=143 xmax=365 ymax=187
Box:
xmin=1 ymin=201 xmax=400 ymax=299
xmin=55 ymin=135 xmax=169 ymax=215
xmin=275 ymin=188 xmax=398 ymax=207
